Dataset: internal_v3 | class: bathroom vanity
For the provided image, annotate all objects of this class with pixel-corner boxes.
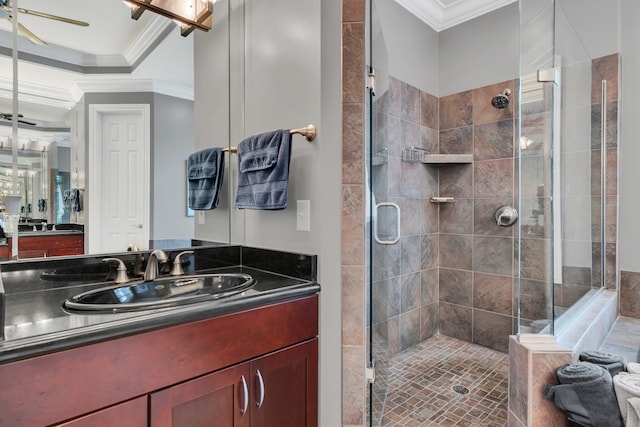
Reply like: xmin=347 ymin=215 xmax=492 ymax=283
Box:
xmin=0 ymin=246 xmax=319 ymax=426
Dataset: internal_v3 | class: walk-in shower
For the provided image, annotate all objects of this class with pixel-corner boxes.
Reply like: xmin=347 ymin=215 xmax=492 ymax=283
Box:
xmin=365 ymin=0 xmax=618 ymax=425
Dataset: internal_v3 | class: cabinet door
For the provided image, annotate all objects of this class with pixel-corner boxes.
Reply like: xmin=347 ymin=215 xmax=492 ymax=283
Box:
xmin=251 ymin=339 xmax=318 ymax=427
xmin=150 ymin=362 xmax=251 ymax=427
xmin=53 ymin=396 xmax=147 ymax=427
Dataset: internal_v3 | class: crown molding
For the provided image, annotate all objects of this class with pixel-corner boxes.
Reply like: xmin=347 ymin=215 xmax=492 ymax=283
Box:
xmin=395 ymin=0 xmax=517 ymax=32
xmin=71 ymin=78 xmax=193 ymax=101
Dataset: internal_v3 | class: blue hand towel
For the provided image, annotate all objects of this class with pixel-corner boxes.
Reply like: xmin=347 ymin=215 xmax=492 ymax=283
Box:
xmin=234 ymin=129 xmax=292 ymax=210
xmin=188 ymin=147 xmax=225 ymax=210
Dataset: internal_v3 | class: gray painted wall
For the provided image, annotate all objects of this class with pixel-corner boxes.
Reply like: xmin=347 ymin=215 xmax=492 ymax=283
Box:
xmin=373 ymin=0 xmax=439 ymax=95
xmin=439 ymin=3 xmax=520 ymax=97
xmin=620 ymin=0 xmax=640 ymax=271
xmin=194 ymin=0 xmax=343 ymax=424
xmin=193 ymin=3 xmax=232 ymax=245
xmin=152 ymin=93 xmax=194 ymax=241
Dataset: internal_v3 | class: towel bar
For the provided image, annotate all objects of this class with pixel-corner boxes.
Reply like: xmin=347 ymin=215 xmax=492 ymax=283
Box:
xmin=223 ymin=124 xmax=317 ymax=153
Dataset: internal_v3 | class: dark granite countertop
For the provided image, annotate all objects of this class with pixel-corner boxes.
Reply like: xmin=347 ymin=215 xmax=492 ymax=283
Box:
xmin=0 ymin=246 xmax=319 ymax=364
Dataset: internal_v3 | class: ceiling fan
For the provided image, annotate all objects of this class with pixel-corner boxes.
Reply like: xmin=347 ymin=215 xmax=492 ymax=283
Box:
xmin=0 ymin=0 xmax=89 ymax=47
xmin=0 ymin=112 xmax=36 ymax=125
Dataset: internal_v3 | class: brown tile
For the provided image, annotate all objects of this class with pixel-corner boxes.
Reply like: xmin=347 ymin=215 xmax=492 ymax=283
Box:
xmin=420 ymin=303 xmax=438 ymax=340
xmin=518 ymin=237 xmax=551 ymax=282
xmin=621 ymin=271 xmax=640 ymax=318
xmin=439 ymin=302 xmax=472 ymax=341
xmin=440 ymin=90 xmax=473 ymax=130
xmin=343 ymin=0 xmax=365 ymax=22
xmin=474 ymin=159 xmax=514 ymax=198
xmin=421 ymin=233 xmax=439 ymax=270
xmin=440 ymin=126 xmax=473 ymax=155
xmin=440 ymin=164 xmax=473 ymax=198
xmin=421 ymin=126 xmax=439 ymax=154
xmin=530 ymin=352 xmax=574 ymax=426
xmin=342 ymin=185 xmax=364 ymax=266
xmin=401 ymin=272 xmax=421 ymax=313
xmin=439 ymin=268 xmax=473 ymax=306
xmin=342 ymin=266 xmax=365 ymax=346
xmin=421 ymin=91 xmax=438 ymax=129
xmin=439 ymin=234 xmax=473 ymax=270
xmin=474 ymin=80 xmax=515 ymax=125
xmin=474 ymin=236 xmax=514 ymax=277
xmin=439 ymin=198 xmax=473 ymax=234
xmin=400 ymin=196 xmax=421 ymax=237
xmin=401 ymin=81 xmax=420 ymax=124
xmin=474 ymin=197 xmax=516 ymax=237
xmin=342 ymin=22 xmax=365 ymax=104
xmin=473 ymin=309 xmax=512 ymax=352
xmin=377 ymin=75 xmax=401 ymax=118
xmin=509 ymin=337 xmax=529 ymax=424
xmin=474 ymin=273 xmax=513 ymax=315
xmin=400 ymin=308 xmax=421 ymax=350
xmin=474 ymin=119 xmax=514 ymax=161
xmin=422 ymin=198 xmax=439 ymax=234
xmin=519 ymin=278 xmax=551 ymax=321
xmin=401 ymin=235 xmax=422 ymax=274
xmin=592 ymin=53 xmax=619 ymax=103
xmin=343 ymin=345 xmax=365 ymax=425
xmin=342 ymin=103 xmax=364 ymax=184
xmin=520 ymin=112 xmax=550 ymax=157
xmin=421 ymin=268 xmax=438 ymax=306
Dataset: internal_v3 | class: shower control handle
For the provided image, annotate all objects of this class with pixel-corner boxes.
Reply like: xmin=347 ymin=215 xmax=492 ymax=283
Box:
xmin=495 ymin=206 xmax=518 ymax=227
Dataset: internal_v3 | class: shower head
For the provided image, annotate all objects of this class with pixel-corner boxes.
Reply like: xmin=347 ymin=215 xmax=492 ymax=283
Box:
xmin=491 ymin=89 xmax=511 ymax=109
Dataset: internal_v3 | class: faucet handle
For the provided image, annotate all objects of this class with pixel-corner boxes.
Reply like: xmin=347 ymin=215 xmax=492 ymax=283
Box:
xmin=103 ymin=258 xmax=130 ymax=284
xmin=170 ymin=250 xmax=194 ymax=276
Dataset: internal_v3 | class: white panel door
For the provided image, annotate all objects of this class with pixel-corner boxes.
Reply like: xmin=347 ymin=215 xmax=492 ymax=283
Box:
xmin=99 ymin=111 xmax=146 ymax=253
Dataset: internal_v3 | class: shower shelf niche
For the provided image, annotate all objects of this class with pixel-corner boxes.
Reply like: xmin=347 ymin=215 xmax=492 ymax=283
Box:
xmin=422 ymin=154 xmax=473 ymax=166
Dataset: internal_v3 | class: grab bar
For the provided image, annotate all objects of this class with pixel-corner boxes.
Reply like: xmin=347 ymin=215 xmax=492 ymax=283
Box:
xmin=374 ymin=202 xmax=401 ymax=245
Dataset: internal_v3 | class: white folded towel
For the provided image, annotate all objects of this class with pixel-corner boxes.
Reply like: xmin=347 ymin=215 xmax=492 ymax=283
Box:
xmin=628 ymin=363 xmax=640 ymax=375
xmin=628 ymin=397 xmax=640 ymax=427
xmin=613 ymin=372 xmax=640 ymax=425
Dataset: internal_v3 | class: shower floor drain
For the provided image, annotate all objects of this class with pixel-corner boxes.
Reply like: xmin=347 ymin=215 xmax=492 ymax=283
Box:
xmin=452 ymin=385 xmax=469 ymax=395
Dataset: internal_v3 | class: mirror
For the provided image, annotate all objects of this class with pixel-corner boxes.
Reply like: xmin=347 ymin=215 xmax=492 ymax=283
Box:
xmin=0 ymin=0 xmax=234 ymax=256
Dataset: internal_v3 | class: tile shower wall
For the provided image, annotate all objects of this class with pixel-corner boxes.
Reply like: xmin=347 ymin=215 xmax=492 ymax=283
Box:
xmin=371 ymin=74 xmax=439 ymax=357
xmin=439 ymin=80 xmax=517 ymax=353
xmin=370 ymin=75 xmax=518 ymax=355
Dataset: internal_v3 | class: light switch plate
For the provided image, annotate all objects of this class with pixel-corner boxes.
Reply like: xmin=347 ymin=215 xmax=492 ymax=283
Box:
xmin=197 ymin=211 xmax=206 ymax=225
xmin=296 ymin=200 xmax=310 ymax=232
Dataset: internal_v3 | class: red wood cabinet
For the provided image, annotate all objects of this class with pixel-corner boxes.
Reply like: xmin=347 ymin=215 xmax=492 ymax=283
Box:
xmin=53 ymin=396 xmax=148 ymax=427
xmin=7 ymin=233 xmax=84 ymax=258
xmin=0 ymin=294 xmax=319 ymax=427
xmin=150 ymin=339 xmax=318 ymax=427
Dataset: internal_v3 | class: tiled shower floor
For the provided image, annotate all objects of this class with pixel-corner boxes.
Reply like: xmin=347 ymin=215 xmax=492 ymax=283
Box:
xmin=372 ymin=334 xmax=508 ymax=427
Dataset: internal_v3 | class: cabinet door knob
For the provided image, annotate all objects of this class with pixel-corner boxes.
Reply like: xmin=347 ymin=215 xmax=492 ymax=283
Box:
xmin=256 ymin=369 xmax=265 ymax=408
xmin=240 ymin=375 xmax=249 ymax=415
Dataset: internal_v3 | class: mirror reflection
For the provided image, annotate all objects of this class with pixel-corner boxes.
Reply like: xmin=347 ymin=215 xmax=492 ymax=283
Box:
xmin=0 ymin=0 xmax=219 ymax=258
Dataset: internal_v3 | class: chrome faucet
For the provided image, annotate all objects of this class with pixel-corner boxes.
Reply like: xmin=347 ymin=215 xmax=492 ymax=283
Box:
xmin=143 ymin=249 xmax=168 ymax=281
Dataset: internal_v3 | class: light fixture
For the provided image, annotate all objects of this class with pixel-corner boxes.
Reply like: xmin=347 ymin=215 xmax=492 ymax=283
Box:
xmin=123 ymin=0 xmax=214 ymax=37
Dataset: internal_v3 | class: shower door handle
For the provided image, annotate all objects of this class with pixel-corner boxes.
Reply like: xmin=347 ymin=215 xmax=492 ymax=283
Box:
xmin=374 ymin=202 xmax=400 ymax=245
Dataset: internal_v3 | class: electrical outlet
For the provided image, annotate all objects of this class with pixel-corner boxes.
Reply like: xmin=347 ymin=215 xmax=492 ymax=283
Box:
xmin=296 ymin=200 xmax=310 ymax=232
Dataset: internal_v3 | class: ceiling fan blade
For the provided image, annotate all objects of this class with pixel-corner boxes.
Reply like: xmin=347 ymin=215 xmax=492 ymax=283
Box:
xmin=7 ymin=16 xmax=47 ymax=46
xmin=18 ymin=119 xmax=36 ymax=126
xmin=17 ymin=8 xmax=89 ymax=26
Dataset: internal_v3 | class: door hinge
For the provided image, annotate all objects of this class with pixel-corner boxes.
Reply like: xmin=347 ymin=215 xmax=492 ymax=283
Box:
xmin=537 ymin=67 xmax=560 ymax=84
xmin=366 ymin=69 xmax=376 ymax=96
xmin=365 ymin=361 xmax=376 ymax=384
